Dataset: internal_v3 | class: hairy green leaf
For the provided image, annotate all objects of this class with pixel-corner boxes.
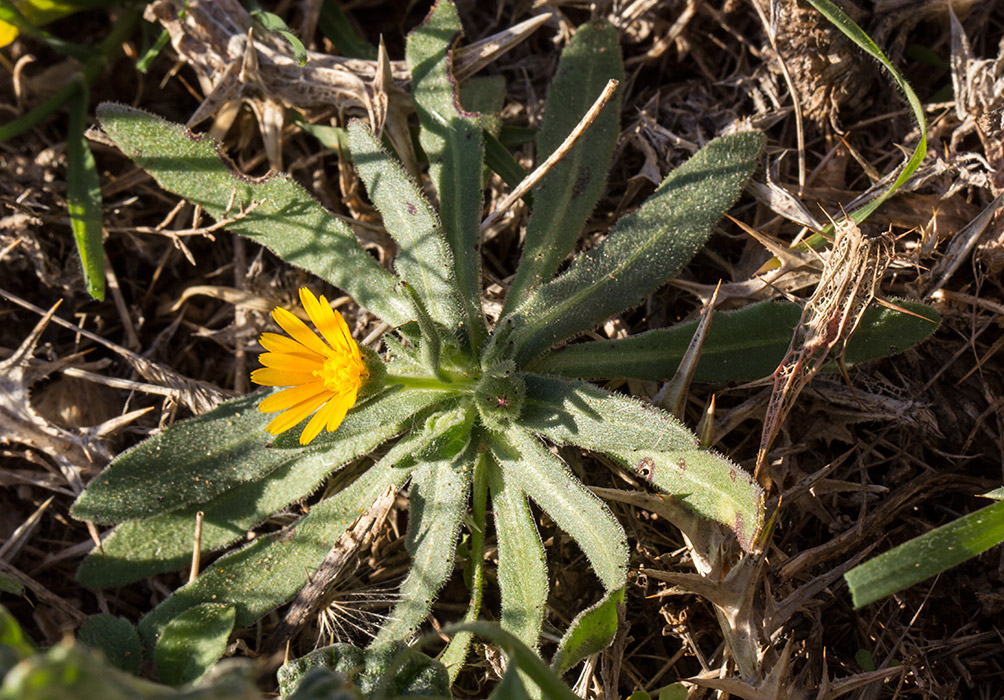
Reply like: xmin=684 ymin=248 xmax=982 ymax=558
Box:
xmin=401 ymin=276 xmax=446 ymax=378
xmin=552 ymin=587 xmax=624 ymax=675
xmin=406 ymin=0 xmax=487 ymax=349
xmin=96 ymin=103 xmax=410 ymax=326
xmin=612 ymin=445 xmax=762 ymax=552
xmin=504 ymin=19 xmax=624 ymax=313
xmin=136 ymin=438 xmax=424 ymax=647
xmin=459 ymin=76 xmax=506 ymax=135
xmin=154 ymin=603 xmax=235 ymax=686
xmin=522 ymin=375 xmax=698 ymax=451
xmin=73 ymin=392 xmax=273 ymax=524
xmin=835 ymin=301 xmax=940 ymax=366
xmin=439 ymin=453 xmax=490 ymax=683
xmin=490 ymin=427 xmax=627 ymax=593
xmin=279 ymin=669 xmax=356 ymax=699
xmin=373 ymin=407 xmax=476 ymax=646
xmin=522 ymin=375 xmax=763 ymax=551
xmin=77 ymin=390 xmax=448 ymax=587
xmin=459 ymin=76 xmax=507 ymax=196
xmin=73 ymin=387 xmax=441 ymax=525
xmin=278 ymin=643 xmax=364 ymax=698
xmin=487 ymin=456 xmax=547 ymax=652
xmin=530 ymin=300 xmax=940 ymax=381
xmin=278 ymin=642 xmax=449 ymax=699
xmin=78 ymin=615 xmax=142 ymax=676
xmin=347 ymin=121 xmax=462 ymax=335
xmin=502 ymin=131 xmax=765 ymax=364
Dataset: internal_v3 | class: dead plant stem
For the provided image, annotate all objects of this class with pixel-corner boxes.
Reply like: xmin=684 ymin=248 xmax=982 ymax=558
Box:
xmin=480 ymin=79 xmax=620 ymax=233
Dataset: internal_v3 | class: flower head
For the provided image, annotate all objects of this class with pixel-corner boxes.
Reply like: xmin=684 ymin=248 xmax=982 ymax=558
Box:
xmin=251 ymin=288 xmax=369 ymax=445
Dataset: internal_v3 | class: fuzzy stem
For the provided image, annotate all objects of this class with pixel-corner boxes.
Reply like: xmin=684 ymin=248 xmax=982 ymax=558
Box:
xmin=385 ymin=372 xmax=476 ymax=393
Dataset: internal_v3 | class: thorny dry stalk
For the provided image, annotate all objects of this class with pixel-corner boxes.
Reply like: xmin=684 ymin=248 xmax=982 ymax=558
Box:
xmin=0 ymin=301 xmax=109 ymax=483
xmin=755 ymin=218 xmax=893 ymax=485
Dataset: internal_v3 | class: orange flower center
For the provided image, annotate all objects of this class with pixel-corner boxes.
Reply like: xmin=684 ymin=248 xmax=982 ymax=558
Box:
xmin=314 ymin=352 xmax=368 ymax=394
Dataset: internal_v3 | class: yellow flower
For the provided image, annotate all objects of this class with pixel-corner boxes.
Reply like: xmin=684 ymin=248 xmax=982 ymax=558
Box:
xmin=251 ymin=288 xmax=369 ymax=445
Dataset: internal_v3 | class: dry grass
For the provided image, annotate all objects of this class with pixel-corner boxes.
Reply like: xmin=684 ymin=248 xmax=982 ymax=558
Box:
xmin=1 ymin=1 xmax=1003 ymax=697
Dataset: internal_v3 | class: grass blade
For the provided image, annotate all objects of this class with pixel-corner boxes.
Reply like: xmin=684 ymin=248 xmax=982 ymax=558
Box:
xmin=483 ymin=129 xmax=531 ymax=204
xmin=844 ymin=499 xmax=1004 ymax=608
xmin=317 ymin=1 xmax=378 ymax=59
xmin=66 ymin=81 xmax=105 ymax=300
xmin=800 ymin=0 xmax=926 ymax=239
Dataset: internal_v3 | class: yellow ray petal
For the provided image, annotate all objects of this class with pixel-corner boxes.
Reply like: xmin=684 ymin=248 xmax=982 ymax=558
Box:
xmin=258 ymin=351 xmax=323 ymax=374
xmin=298 ymin=395 xmax=345 ymax=444
xmin=251 ymin=367 xmax=318 ymax=387
xmin=301 ymin=288 xmax=352 ymax=352
xmin=259 ymin=332 xmax=319 ymax=358
xmin=258 ymin=382 xmax=329 ymax=413
xmin=272 ymin=306 xmax=330 ymax=357
xmin=325 ymin=393 xmax=353 ymax=431
xmin=265 ymin=392 xmax=330 ymax=435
